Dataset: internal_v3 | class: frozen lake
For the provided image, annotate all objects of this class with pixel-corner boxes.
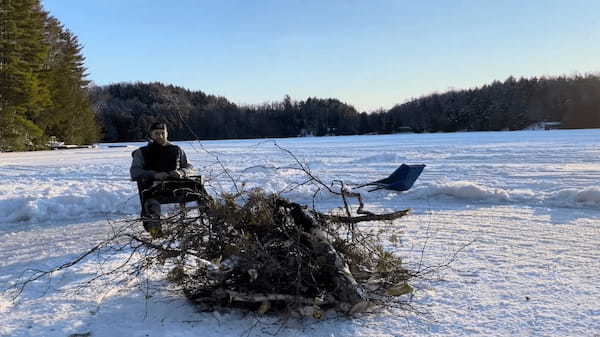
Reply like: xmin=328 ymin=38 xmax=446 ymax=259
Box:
xmin=1 ymin=129 xmax=599 ymax=336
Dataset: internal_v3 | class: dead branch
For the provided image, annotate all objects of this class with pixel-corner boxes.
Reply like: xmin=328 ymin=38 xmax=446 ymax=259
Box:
xmin=321 ymin=209 xmax=410 ymax=224
xmin=13 ymin=241 xmax=105 ymax=300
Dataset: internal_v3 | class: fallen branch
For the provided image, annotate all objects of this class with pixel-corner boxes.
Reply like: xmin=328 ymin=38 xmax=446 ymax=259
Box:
xmin=321 ymin=209 xmax=410 ymax=224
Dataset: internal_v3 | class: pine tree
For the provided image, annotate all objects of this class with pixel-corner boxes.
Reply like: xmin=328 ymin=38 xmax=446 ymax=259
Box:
xmin=0 ymin=0 xmax=50 ymax=150
xmin=44 ymin=23 xmax=98 ymax=144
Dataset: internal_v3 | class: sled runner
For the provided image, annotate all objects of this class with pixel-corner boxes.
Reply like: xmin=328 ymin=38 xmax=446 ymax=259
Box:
xmin=356 ymin=164 xmax=425 ymax=192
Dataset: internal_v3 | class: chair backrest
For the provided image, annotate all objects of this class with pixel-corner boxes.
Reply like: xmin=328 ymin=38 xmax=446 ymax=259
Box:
xmin=386 ymin=164 xmax=411 ymax=182
xmin=386 ymin=164 xmax=425 ymax=191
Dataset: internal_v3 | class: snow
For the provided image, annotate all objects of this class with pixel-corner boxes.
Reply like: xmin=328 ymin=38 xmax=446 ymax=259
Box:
xmin=1 ymin=129 xmax=600 ymax=336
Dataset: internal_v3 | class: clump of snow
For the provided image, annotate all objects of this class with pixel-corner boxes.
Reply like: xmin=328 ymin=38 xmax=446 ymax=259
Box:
xmin=408 ymin=182 xmax=600 ymax=210
xmin=352 ymin=152 xmax=407 ymax=164
xmin=548 ymin=187 xmax=600 ymax=208
xmin=414 ymin=181 xmax=511 ymax=202
xmin=0 ymin=295 xmax=12 ymax=313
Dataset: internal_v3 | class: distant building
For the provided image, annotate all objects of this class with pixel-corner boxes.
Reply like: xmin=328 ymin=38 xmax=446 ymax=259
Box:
xmin=542 ymin=122 xmax=562 ymax=130
xmin=47 ymin=136 xmax=64 ymax=149
xmin=47 ymin=136 xmax=93 ymax=150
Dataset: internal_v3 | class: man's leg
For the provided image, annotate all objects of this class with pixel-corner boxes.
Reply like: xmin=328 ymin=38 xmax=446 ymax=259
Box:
xmin=143 ymin=198 xmax=162 ymax=237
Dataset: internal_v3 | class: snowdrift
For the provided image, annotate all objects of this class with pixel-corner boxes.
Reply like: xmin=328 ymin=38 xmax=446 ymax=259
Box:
xmin=410 ymin=182 xmax=600 ymax=209
xmin=3 ymin=180 xmax=600 ymax=226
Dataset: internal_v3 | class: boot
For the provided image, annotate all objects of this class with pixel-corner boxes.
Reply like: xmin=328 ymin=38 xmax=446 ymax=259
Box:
xmin=143 ymin=199 xmax=163 ymax=238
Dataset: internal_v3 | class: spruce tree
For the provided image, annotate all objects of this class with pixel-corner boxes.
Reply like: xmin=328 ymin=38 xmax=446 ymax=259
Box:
xmin=0 ymin=0 xmax=49 ymax=150
xmin=45 ymin=23 xmax=98 ymax=144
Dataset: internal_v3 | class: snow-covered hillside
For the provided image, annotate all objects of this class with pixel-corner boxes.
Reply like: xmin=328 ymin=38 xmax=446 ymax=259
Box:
xmin=1 ymin=129 xmax=599 ymax=336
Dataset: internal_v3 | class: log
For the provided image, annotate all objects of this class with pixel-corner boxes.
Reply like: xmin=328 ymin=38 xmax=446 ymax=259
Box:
xmin=305 ymin=230 xmax=366 ymax=305
xmin=322 ymin=209 xmax=410 ymax=224
xmin=219 ymin=290 xmax=318 ymax=305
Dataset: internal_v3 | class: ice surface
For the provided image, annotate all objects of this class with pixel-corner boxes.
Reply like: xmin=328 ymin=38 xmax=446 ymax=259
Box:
xmin=1 ymin=129 xmax=599 ymax=336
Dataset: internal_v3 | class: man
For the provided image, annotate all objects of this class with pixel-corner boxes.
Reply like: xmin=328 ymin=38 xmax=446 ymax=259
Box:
xmin=130 ymin=122 xmax=193 ymax=237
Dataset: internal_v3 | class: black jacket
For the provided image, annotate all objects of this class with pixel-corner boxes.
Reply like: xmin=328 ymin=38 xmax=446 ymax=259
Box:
xmin=130 ymin=141 xmax=192 ymax=181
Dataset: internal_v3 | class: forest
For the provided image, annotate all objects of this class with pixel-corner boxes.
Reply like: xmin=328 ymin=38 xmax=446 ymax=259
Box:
xmin=91 ymin=74 xmax=600 ymax=143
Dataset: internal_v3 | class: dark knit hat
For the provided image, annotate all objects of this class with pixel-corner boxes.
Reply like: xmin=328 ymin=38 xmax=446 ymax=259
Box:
xmin=149 ymin=122 xmax=167 ymax=132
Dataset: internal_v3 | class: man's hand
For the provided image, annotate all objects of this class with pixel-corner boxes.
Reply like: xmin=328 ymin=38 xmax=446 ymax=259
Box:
xmin=168 ymin=170 xmax=184 ymax=179
xmin=154 ymin=172 xmax=169 ymax=180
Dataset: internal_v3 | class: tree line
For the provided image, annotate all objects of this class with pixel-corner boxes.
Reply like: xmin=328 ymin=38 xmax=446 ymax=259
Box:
xmin=90 ymin=82 xmax=365 ymax=142
xmin=385 ymin=74 xmax=600 ymax=132
xmin=91 ymin=74 xmax=600 ymax=143
xmin=0 ymin=0 xmax=98 ymax=151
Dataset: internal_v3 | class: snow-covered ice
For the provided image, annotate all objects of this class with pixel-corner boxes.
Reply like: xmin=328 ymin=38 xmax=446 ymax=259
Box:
xmin=1 ymin=129 xmax=599 ymax=336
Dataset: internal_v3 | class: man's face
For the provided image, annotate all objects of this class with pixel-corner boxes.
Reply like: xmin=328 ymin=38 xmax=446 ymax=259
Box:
xmin=150 ymin=128 xmax=168 ymax=145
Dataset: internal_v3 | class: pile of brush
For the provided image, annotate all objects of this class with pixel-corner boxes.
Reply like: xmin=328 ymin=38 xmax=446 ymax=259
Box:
xmin=146 ymin=189 xmax=413 ymax=317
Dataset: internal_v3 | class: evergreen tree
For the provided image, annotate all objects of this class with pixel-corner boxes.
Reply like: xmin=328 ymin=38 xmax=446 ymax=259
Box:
xmin=44 ymin=24 xmax=98 ymax=144
xmin=0 ymin=0 xmax=49 ymax=150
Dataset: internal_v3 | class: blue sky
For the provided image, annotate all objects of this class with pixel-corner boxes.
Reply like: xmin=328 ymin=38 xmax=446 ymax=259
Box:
xmin=42 ymin=0 xmax=600 ymax=112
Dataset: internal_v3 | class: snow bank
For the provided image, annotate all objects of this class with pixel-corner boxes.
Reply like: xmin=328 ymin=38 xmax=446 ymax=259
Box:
xmin=414 ymin=181 xmax=512 ymax=202
xmin=0 ymin=174 xmax=334 ymax=226
xmin=410 ymin=181 xmax=600 ymax=209
xmin=547 ymin=187 xmax=600 ymax=208
xmin=3 ymin=179 xmax=599 ymax=226
xmin=0 ymin=184 xmax=138 ymax=225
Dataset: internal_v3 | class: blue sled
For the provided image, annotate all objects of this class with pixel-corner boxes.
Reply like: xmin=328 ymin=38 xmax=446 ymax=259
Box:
xmin=356 ymin=164 xmax=426 ymax=192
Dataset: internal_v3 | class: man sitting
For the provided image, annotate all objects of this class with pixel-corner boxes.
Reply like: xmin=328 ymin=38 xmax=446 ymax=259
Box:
xmin=130 ymin=123 xmax=194 ymax=237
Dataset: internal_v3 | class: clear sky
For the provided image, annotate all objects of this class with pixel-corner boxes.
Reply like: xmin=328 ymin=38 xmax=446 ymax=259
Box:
xmin=41 ymin=0 xmax=600 ymax=112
